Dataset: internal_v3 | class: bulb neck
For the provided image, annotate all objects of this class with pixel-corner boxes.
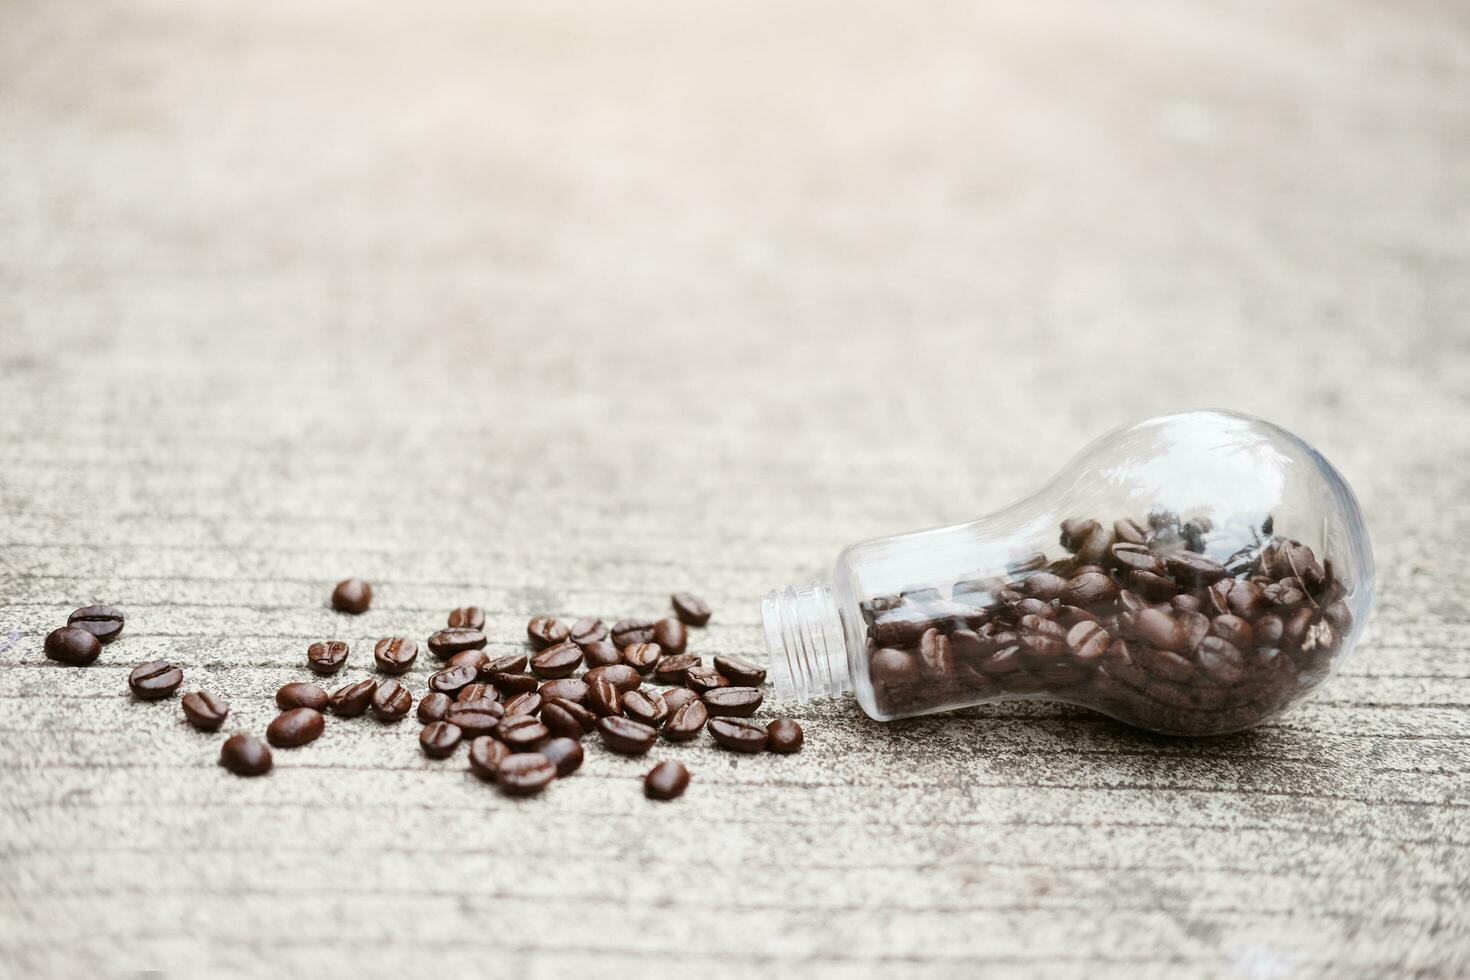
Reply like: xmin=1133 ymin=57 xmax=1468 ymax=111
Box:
xmin=763 ymin=581 xmax=853 ymax=702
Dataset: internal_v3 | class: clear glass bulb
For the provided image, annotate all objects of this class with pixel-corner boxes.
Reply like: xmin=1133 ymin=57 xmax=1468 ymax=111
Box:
xmin=763 ymin=410 xmax=1374 ymax=736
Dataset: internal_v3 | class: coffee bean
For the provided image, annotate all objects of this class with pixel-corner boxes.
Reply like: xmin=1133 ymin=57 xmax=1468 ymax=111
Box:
xmin=538 ymin=678 xmax=589 ymax=705
xmin=329 ymin=678 xmax=377 ymax=717
xmin=526 ymin=616 xmax=570 ymax=650
xmin=181 ymin=691 xmax=229 ymax=731
xmin=652 ymin=618 xmax=687 ymax=655
xmin=584 ymin=663 xmax=641 ymax=693
xmin=1128 ymin=608 xmax=1181 ymax=652
xmin=1128 ymin=570 xmax=1179 ymax=600
xmin=371 ymin=680 xmax=413 ymax=722
xmin=1113 ymin=518 xmax=1148 ymax=545
xmin=545 ymin=697 xmax=597 ymax=734
xmin=455 ymin=682 xmax=497 ymax=704
xmin=44 ymin=626 xmax=101 ymax=666
xmin=447 ymin=606 xmax=486 ymax=630
xmin=708 ymin=717 xmax=768 ymax=753
xmin=276 ymin=682 xmax=329 ymax=711
xmin=918 ymin=628 xmax=955 ymax=673
xmin=493 ymin=671 xmax=540 ymax=696
xmin=331 ymin=578 xmax=372 ymax=614
xmin=655 ymin=653 xmax=702 ymax=684
xmin=502 ymin=691 xmax=543 ymax=718
xmin=1196 ymin=637 xmax=1246 ymax=685
xmin=685 ymin=664 xmax=729 ymax=694
xmin=644 ymin=761 xmax=690 ymax=800
xmin=712 ymin=655 xmax=765 ymax=686
xmin=661 ymin=687 xmax=699 ymax=713
xmin=428 ymin=628 xmax=487 ymax=660
xmin=622 ymin=642 xmax=662 ymax=673
xmin=542 ymin=701 xmax=584 ymax=739
xmin=420 ymin=721 xmax=463 ymax=758
xmin=1171 ymin=594 xmax=1202 ymax=613
xmin=610 ymin=618 xmax=657 ymax=649
xmin=306 ymin=640 xmax=349 ymax=675
xmin=446 ymin=650 xmax=487 ymax=672
xmin=530 ymin=642 xmax=584 ymax=679
xmin=447 ymin=698 xmax=505 ymax=737
xmin=1059 ymin=518 xmax=1100 ymax=552
xmin=766 ymin=719 xmax=804 ymax=753
xmin=1209 ymin=614 xmax=1254 ymax=650
xmin=128 ymin=660 xmax=183 ymax=700
xmin=598 ymin=715 xmax=658 ymax=755
xmin=67 ymin=604 xmax=124 ymax=644
xmin=1023 ymin=572 xmax=1068 ymax=602
xmin=267 ymin=707 xmax=324 ymax=748
xmin=581 ymin=640 xmax=622 ymax=669
xmin=569 ymin=617 xmax=608 ymax=647
xmin=622 ymin=688 xmax=669 ymax=727
xmin=468 ymin=736 xmax=510 ymax=781
xmin=1013 ymin=597 xmax=1057 ymax=620
xmin=588 ymin=678 xmax=623 ymax=717
xmin=482 ymin=653 xmax=528 ymax=676
xmin=373 ymin=637 xmax=419 ymax=674
xmin=220 ymin=733 xmax=272 ymax=777
xmin=1164 ymin=553 xmax=1229 ymax=587
xmin=1134 ymin=645 xmax=1195 ymax=683
xmin=417 ymin=691 xmax=452 ymax=723
xmin=1110 ymin=543 xmax=1166 ymax=576
xmin=497 ymin=753 xmax=557 ymax=795
xmin=498 ymin=713 xmax=550 ymax=751
xmin=1066 ymin=621 xmax=1110 ymax=661
xmin=1177 ymin=610 xmax=1210 ymax=653
xmin=539 ymin=737 xmax=583 ymax=777
xmin=702 ymin=687 xmax=763 ymax=717
xmin=671 ymin=593 xmax=712 ymax=626
xmin=663 ymin=698 xmax=708 ymax=741
xmin=1061 ymin=571 xmax=1118 ymax=608
xmin=1253 ymin=613 xmax=1285 ymax=647
xmin=428 ymin=664 xmax=478 ymax=696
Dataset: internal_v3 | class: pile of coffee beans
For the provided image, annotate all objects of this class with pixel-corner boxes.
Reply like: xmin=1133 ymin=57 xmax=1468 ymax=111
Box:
xmin=860 ymin=512 xmax=1354 ymax=734
xmin=39 ymin=584 xmax=805 ymax=796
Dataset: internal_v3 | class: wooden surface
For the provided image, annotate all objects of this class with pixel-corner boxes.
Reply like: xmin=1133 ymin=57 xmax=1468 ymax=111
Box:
xmin=2 ymin=1 xmax=1468 ymax=976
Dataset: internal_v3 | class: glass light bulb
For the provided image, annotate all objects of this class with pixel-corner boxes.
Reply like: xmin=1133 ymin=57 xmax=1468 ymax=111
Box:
xmin=763 ymin=410 xmax=1373 ymax=736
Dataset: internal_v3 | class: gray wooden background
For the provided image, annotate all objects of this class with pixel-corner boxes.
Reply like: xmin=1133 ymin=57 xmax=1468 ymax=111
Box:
xmin=2 ymin=1 xmax=1467 ymax=977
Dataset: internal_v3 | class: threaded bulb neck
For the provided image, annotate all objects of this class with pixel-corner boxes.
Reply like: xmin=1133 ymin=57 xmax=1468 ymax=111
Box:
xmin=763 ymin=581 xmax=852 ymax=703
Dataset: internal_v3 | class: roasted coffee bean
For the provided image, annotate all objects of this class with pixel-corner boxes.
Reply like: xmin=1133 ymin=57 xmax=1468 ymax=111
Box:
xmin=420 ymin=721 xmax=463 ymax=758
xmin=950 ymin=628 xmax=987 ymax=665
xmin=1013 ymin=597 xmax=1057 ymax=620
xmin=1056 ymin=605 xmax=1101 ymax=628
xmin=708 ymin=717 xmax=768 ymax=753
xmin=497 ymin=753 xmax=557 ymax=795
xmin=538 ymin=677 xmax=589 ymax=705
xmin=1128 ymin=608 xmax=1181 ymax=652
xmin=371 ymin=680 xmax=413 ymax=721
xmin=497 ymin=713 xmax=550 ymax=750
xmin=1066 ymin=621 xmax=1110 ymax=661
xmin=1171 ymin=594 xmax=1203 ymax=613
xmin=1110 ymin=543 xmax=1166 ymax=576
xmin=918 ymin=628 xmax=955 ymax=674
xmin=671 ymin=592 xmax=712 ymax=626
xmin=181 ymin=691 xmax=229 ymax=731
xmin=1114 ymin=518 xmax=1148 ymax=545
xmin=584 ymin=663 xmax=641 ymax=693
xmin=702 ymin=687 xmax=763 ymax=717
xmin=1128 ymin=570 xmax=1179 ymax=600
xmin=220 ymin=733 xmax=272 ymax=777
xmin=1282 ymin=606 xmax=1315 ymax=648
xmin=1253 ymin=613 xmax=1285 ymax=647
xmin=654 ymin=653 xmax=702 ymax=684
xmin=129 ymin=660 xmax=183 ymax=700
xmin=663 ymin=698 xmax=708 ymax=741
xmin=502 ymin=691 xmax=543 ymax=718
xmin=468 ymin=736 xmax=510 ymax=781
xmin=275 ymin=681 xmax=328 ymax=711
xmin=1023 ymin=572 xmax=1067 ymax=602
xmin=417 ymin=692 xmax=452 ymax=723
xmin=588 ymin=678 xmax=623 ymax=717
xmin=977 ymin=645 xmax=1024 ymax=675
xmin=44 ymin=626 xmax=101 ymax=666
xmin=581 ymin=640 xmax=622 ymax=669
xmin=645 ymin=761 xmax=690 ymax=800
xmin=455 ymin=682 xmax=497 ymax=704
xmin=622 ymin=688 xmax=669 ymax=727
xmin=1196 ymin=637 xmax=1246 ymax=685
xmin=526 ymin=616 xmax=570 ymax=650
xmin=1059 ymin=518 xmax=1100 ymax=552
xmin=652 ymin=618 xmax=687 ymax=655
xmin=546 ymin=696 xmax=597 ymax=732
xmin=373 ymin=637 xmax=419 ymax=674
xmin=569 ymin=617 xmax=608 ymax=646
xmin=1209 ymin=614 xmax=1254 ymax=650
xmin=1164 ymin=553 xmax=1229 ymax=587
xmin=331 ymin=578 xmax=372 ymax=614
xmin=598 ymin=715 xmax=658 ymax=755
xmin=1134 ymin=645 xmax=1195 ymax=683
xmin=530 ymin=641 xmax=584 ymax=679
xmin=329 ymin=679 xmax=377 ymax=717
xmin=766 ymin=719 xmax=804 ymax=753
xmin=267 ymin=707 xmax=324 ymax=748
xmin=1061 ymin=571 xmax=1118 ymax=607
xmin=661 ymin=687 xmax=700 ymax=713
xmin=447 ymin=650 xmax=488 ymax=672
xmin=482 ymin=653 xmax=527 ymax=676
xmin=713 ymin=655 xmax=766 ymax=686
xmin=447 ymin=698 xmax=505 ymax=737
xmin=685 ymin=664 xmax=729 ymax=694
xmin=428 ymin=628 xmax=487 ymax=660
xmin=539 ymin=737 xmax=584 ymax=776
xmin=447 ymin=606 xmax=486 ymax=630
xmin=622 ymin=642 xmax=662 ymax=673
xmin=67 ymin=604 xmax=125 ymax=644
xmin=1322 ymin=600 xmax=1353 ymax=635
xmin=428 ymin=664 xmax=478 ymax=696
xmin=1176 ymin=610 xmax=1210 ymax=653
xmin=611 ymin=618 xmax=657 ymax=649
xmin=306 ymin=640 xmax=349 ymax=675
xmin=542 ymin=701 xmax=585 ymax=739
xmin=492 ymin=671 xmax=540 ymax=696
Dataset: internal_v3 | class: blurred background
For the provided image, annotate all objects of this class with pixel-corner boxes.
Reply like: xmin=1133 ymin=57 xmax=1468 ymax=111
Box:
xmin=2 ymin=1 xmax=1467 ymax=976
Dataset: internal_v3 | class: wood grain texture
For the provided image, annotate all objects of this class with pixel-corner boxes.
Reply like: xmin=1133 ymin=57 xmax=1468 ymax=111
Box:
xmin=1 ymin=1 xmax=1467 ymax=976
